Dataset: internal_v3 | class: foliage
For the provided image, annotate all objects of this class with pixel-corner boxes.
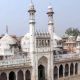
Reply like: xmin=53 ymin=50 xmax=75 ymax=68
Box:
xmin=65 ymin=27 xmax=80 ymax=37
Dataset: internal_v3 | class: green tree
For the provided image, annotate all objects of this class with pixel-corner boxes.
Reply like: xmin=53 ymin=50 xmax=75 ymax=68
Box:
xmin=65 ymin=27 xmax=80 ymax=37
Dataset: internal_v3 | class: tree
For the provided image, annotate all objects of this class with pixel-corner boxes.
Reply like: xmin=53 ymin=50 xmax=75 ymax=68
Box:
xmin=65 ymin=27 xmax=80 ymax=37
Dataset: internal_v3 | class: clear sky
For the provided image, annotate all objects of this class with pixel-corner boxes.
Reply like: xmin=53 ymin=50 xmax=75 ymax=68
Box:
xmin=0 ymin=0 xmax=80 ymax=36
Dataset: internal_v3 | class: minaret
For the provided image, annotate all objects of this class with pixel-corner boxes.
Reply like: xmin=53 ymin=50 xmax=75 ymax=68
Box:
xmin=47 ymin=5 xmax=54 ymax=36
xmin=28 ymin=1 xmax=36 ymax=53
xmin=28 ymin=2 xmax=37 ymax=80
xmin=47 ymin=5 xmax=54 ymax=50
xmin=47 ymin=5 xmax=54 ymax=80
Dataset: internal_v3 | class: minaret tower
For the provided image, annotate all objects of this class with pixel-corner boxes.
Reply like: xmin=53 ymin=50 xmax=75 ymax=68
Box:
xmin=47 ymin=5 xmax=54 ymax=50
xmin=28 ymin=1 xmax=37 ymax=80
xmin=47 ymin=5 xmax=54 ymax=36
xmin=47 ymin=5 xmax=54 ymax=80
xmin=28 ymin=1 xmax=36 ymax=53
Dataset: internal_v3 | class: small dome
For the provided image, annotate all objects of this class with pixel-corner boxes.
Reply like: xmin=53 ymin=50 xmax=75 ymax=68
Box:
xmin=47 ymin=5 xmax=54 ymax=13
xmin=48 ymin=5 xmax=52 ymax=9
xmin=76 ymin=35 xmax=80 ymax=41
xmin=53 ymin=33 xmax=62 ymax=40
xmin=28 ymin=2 xmax=35 ymax=11
xmin=21 ymin=33 xmax=30 ymax=52
xmin=0 ymin=34 xmax=17 ymax=45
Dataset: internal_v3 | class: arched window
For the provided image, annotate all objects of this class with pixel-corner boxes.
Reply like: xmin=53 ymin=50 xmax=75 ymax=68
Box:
xmin=70 ymin=63 xmax=74 ymax=75
xmin=59 ymin=65 xmax=63 ymax=78
xmin=75 ymin=63 xmax=78 ymax=74
xmin=65 ymin=64 xmax=69 ymax=77
xmin=54 ymin=66 xmax=58 ymax=79
xmin=26 ymin=70 xmax=31 ymax=80
xmin=9 ymin=71 xmax=16 ymax=80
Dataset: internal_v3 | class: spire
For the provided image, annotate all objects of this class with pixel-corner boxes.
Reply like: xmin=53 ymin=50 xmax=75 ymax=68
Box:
xmin=6 ymin=25 xmax=8 ymax=34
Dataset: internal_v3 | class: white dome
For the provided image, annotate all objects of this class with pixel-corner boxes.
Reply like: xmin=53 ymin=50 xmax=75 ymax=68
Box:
xmin=28 ymin=2 xmax=35 ymax=11
xmin=0 ymin=34 xmax=17 ymax=45
xmin=53 ymin=33 xmax=62 ymax=40
xmin=76 ymin=35 xmax=80 ymax=41
xmin=21 ymin=33 xmax=30 ymax=52
xmin=53 ymin=33 xmax=62 ymax=48
xmin=0 ymin=34 xmax=17 ymax=56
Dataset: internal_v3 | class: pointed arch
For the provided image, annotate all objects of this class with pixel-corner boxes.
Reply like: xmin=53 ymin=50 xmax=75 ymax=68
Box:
xmin=25 ymin=70 xmax=31 ymax=80
xmin=9 ymin=71 xmax=16 ymax=80
xmin=59 ymin=65 xmax=63 ymax=78
xmin=18 ymin=70 xmax=24 ymax=80
xmin=70 ymin=63 xmax=74 ymax=75
xmin=38 ymin=65 xmax=45 ymax=80
xmin=1 ymin=72 xmax=7 ymax=80
xmin=65 ymin=64 xmax=69 ymax=77
xmin=75 ymin=63 xmax=78 ymax=74
xmin=54 ymin=66 xmax=58 ymax=79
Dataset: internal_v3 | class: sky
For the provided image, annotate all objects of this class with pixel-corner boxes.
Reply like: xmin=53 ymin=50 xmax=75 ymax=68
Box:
xmin=0 ymin=0 xmax=80 ymax=36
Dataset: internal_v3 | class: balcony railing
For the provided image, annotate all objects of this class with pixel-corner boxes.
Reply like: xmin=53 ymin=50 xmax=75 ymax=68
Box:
xmin=0 ymin=57 xmax=31 ymax=68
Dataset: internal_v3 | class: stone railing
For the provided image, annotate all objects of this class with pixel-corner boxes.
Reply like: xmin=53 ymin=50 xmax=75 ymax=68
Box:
xmin=54 ymin=53 xmax=80 ymax=62
xmin=0 ymin=57 xmax=31 ymax=68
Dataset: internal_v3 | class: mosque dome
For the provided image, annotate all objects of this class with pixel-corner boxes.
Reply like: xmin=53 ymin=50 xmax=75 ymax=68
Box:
xmin=76 ymin=35 xmax=80 ymax=41
xmin=0 ymin=33 xmax=17 ymax=55
xmin=21 ymin=33 xmax=30 ymax=52
xmin=53 ymin=33 xmax=62 ymax=48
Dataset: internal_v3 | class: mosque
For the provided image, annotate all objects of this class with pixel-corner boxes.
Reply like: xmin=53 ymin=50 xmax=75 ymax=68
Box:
xmin=0 ymin=1 xmax=80 ymax=80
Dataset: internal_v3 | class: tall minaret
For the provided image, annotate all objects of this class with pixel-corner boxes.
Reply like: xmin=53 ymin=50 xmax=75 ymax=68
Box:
xmin=47 ymin=5 xmax=54 ymax=35
xmin=28 ymin=2 xmax=37 ymax=80
xmin=28 ymin=1 xmax=36 ymax=53
xmin=47 ymin=5 xmax=54 ymax=50
xmin=47 ymin=5 xmax=54 ymax=80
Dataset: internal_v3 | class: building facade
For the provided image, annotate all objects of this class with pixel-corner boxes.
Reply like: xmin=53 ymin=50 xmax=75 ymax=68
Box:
xmin=0 ymin=2 xmax=80 ymax=80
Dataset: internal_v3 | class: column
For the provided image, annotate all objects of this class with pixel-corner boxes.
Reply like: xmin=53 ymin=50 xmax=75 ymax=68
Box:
xmin=15 ymin=71 xmax=18 ymax=80
xmin=58 ymin=66 xmax=59 ymax=80
xmin=63 ymin=64 xmax=65 ymax=78
xmin=69 ymin=63 xmax=70 ymax=77
xmin=74 ymin=63 xmax=75 ymax=76
xmin=23 ymin=70 xmax=26 ymax=80
xmin=7 ymin=72 xmax=9 ymax=80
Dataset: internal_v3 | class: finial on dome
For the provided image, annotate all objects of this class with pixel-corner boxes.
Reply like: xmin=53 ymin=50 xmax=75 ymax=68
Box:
xmin=6 ymin=25 xmax=8 ymax=34
xmin=28 ymin=0 xmax=36 ymax=12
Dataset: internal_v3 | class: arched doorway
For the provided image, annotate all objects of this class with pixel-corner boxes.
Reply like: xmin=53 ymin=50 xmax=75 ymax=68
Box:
xmin=75 ymin=63 xmax=78 ymax=74
xmin=25 ymin=70 xmax=31 ymax=80
xmin=65 ymin=64 xmax=69 ymax=77
xmin=59 ymin=65 xmax=63 ymax=78
xmin=54 ymin=66 xmax=58 ymax=80
xmin=70 ymin=63 xmax=74 ymax=75
xmin=1 ymin=72 xmax=7 ymax=80
xmin=18 ymin=70 xmax=24 ymax=80
xmin=9 ymin=71 xmax=16 ymax=80
xmin=38 ymin=56 xmax=48 ymax=80
xmin=38 ymin=65 xmax=45 ymax=80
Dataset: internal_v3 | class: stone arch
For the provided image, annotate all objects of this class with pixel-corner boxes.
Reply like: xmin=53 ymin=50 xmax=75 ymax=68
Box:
xmin=59 ymin=65 xmax=63 ymax=78
xmin=54 ymin=66 xmax=58 ymax=80
xmin=75 ymin=63 xmax=78 ymax=74
xmin=18 ymin=70 xmax=24 ymax=80
xmin=9 ymin=71 xmax=16 ymax=80
xmin=1 ymin=72 xmax=7 ymax=80
xmin=25 ymin=70 xmax=31 ymax=80
xmin=70 ymin=63 xmax=74 ymax=75
xmin=38 ymin=56 xmax=48 ymax=80
xmin=65 ymin=64 xmax=69 ymax=77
